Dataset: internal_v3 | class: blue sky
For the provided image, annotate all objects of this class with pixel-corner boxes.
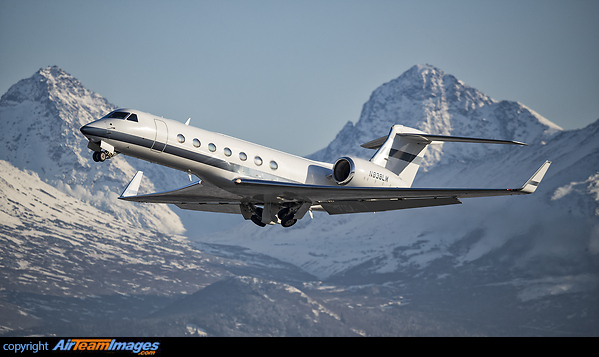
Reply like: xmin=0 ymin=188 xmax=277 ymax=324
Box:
xmin=1 ymin=0 xmax=598 ymax=156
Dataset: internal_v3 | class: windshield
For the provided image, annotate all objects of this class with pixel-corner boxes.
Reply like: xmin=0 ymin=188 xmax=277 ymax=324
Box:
xmin=102 ymin=111 xmax=138 ymax=122
xmin=103 ymin=111 xmax=130 ymax=119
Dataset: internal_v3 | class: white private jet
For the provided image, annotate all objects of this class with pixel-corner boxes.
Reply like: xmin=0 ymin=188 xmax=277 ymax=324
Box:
xmin=80 ymin=109 xmax=551 ymax=228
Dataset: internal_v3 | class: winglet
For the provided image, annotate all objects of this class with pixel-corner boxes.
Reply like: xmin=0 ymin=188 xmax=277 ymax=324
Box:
xmin=519 ymin=161 xmax=551 ymax=193
xmin=120 ymin=171 xmax=144 ymax=198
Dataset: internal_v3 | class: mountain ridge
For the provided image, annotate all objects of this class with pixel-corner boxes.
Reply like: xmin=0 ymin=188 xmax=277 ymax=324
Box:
xmin=0 ymin=66 xmax=187 ymax=234
xmin=196 ymin=64 xmax=598 ymax=294
xmin=309 ymin=64 xmax=562 ymax=169
xmin=1 ymin=64 xmax=597 ymax=336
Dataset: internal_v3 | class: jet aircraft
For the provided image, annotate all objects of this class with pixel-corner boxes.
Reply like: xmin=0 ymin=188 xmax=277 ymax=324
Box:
xmin=80 ymin=109 xmax=551 ymax=228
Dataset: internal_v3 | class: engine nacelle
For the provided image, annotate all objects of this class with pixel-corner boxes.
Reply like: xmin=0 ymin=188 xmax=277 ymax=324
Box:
xmin=332 ymin=157 xmax=406 ymax=187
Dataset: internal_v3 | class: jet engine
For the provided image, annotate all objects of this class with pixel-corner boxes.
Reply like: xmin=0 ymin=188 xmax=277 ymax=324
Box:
xmin=332 ymin=156 xmax=404 ymax=187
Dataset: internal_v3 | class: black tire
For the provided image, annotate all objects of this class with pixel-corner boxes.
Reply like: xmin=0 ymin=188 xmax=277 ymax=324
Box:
xmin=277 ymin=207 xmax=290 ymax=219
xmin=251 ymin=215 xmax=266 ymax=227
xmin=281 ymin=218 xmax=297 ymax=228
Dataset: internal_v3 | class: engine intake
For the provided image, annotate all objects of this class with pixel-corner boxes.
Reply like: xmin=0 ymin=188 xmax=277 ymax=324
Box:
xmin=331 ymin=156 xmax=403 ymax=187
xmin=332 ymin=157 xmax=355 ymax=185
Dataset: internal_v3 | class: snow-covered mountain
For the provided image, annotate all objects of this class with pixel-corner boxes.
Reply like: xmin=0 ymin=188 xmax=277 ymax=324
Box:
xmin=0 ymin=67 xmax=363 ymax=336
xmin=195 ymin=65 xmax=599 ymax=328
xmin=1 ymin=65 xmax=597 ymax=336
xmin=310 ymin=64 xmax=562 ymax=169
xmin=0 ymin=66 xmax=186 ymax=234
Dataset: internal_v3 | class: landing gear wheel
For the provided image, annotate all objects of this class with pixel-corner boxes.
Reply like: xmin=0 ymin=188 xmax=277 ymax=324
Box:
xmin=251 ymin=215 xmax=266 ymax=227
xmin=278 ymin=207 xmax=297 ymax=228
xmin=93 ymin=151 xmax=107 ymax=162
xmin=250 ymin=207 xmax=266 ymax=227
xmin=281 ymin=218 xmax=297 ymax=228
xmin=277 ymin=207 xmax=290 ymax=218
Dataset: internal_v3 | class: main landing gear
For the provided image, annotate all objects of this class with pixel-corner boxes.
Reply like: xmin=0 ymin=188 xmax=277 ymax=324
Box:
xmin=249 ymin=205 xmax=300 ymax=228
xmin=250 ymin=207 xmax=267 ymax=227
xmin=277 ymin=207 xmax=298 ymax=228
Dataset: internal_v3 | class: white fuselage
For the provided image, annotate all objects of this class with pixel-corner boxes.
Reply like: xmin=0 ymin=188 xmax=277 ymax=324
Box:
xmin=80 ymin=109 xmax=335 ymax=190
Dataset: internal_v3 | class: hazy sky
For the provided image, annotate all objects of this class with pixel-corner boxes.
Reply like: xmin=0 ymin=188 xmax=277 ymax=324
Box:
xmin=1 ymin=0 xmax=598 ymax=156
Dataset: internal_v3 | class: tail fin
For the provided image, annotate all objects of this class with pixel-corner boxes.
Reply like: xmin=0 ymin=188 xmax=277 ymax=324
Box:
xmin=364 ymin=125 xmax=429 ymax=187
xmin=362 ymin=125 xmax=526 ymax=187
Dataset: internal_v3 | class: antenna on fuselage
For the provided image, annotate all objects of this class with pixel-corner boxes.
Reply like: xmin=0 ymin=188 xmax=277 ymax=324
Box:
xmin=185 ymin=118 xmax=191 ymax=125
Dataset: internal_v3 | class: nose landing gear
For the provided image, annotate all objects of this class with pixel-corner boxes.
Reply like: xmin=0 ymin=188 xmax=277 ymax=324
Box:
xmin=92 ymin=150 xmax=117 ymax=162
xmin=92 ymin=151 xmax=106 ymax=162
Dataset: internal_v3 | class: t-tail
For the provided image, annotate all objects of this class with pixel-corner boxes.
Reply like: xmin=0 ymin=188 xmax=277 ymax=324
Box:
xmin=361 ymin=125 xmax=527 ymax=187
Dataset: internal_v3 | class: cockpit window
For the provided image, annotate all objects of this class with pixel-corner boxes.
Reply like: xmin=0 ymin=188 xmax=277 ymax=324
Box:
xmin=127 ymin=113 xmax=138 ymax=122
xmin=103 ymin=111 xmax=130 ymax=119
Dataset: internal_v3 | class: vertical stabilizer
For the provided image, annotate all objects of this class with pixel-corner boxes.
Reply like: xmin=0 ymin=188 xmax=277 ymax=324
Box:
xmin=368 ymin=125 xmax=430 ymax=187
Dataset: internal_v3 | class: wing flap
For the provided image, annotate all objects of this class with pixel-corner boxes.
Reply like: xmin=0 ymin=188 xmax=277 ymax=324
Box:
xmin=320 ymin=197 xmax=461 ymax=215
xmin=174 ymin=202 xmax=242 ymax=214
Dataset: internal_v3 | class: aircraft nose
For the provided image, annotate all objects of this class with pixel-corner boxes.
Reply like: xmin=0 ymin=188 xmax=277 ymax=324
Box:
xmin=80 ymin=124 xmax=93 ymax=136
xmin=80 ymin=122 xmax=103 ymax=138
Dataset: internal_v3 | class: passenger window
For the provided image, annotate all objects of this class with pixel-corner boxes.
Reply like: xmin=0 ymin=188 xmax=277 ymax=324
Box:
xmin=239 ymin=152 xmax=247 ymax=161
xmin=254 ymin=156 xmax=263 ymax=166
xmin=270 ymin=161 xmax=278 ymax=170
xmin=208 ymin=143 xmax=216 ymax=152
xmin=193 ymin=138 xmax=201 ymax=148
xmin=127 ymin=114 xmax=138 ymax=122
xmin=224 ymin=147 xmax=232 ymax=157
xmin=177 ymin=134 xmax=185 ymax=143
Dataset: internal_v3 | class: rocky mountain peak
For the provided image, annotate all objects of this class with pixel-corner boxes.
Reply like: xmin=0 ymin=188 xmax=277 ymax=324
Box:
xmin=1 ymin=66 xmax=114 ymax=128
xmin=310 ymin=64 xmax=563 ymax=168
xmin=0 ymin=66 xmax=185 ymax=235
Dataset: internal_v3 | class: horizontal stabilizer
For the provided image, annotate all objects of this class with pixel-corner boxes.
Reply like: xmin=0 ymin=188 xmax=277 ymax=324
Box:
xmin=362 ymin=133 xmax=526 ymax=149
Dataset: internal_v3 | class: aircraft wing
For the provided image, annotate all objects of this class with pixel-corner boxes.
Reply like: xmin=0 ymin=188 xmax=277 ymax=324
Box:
xmin=230 ymin=161 xmax=551 ymax=214
xmin=119 ymin=161 xmax=550 ymax=215
xmin=118 ymin=171 xmax=244 ymax=214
